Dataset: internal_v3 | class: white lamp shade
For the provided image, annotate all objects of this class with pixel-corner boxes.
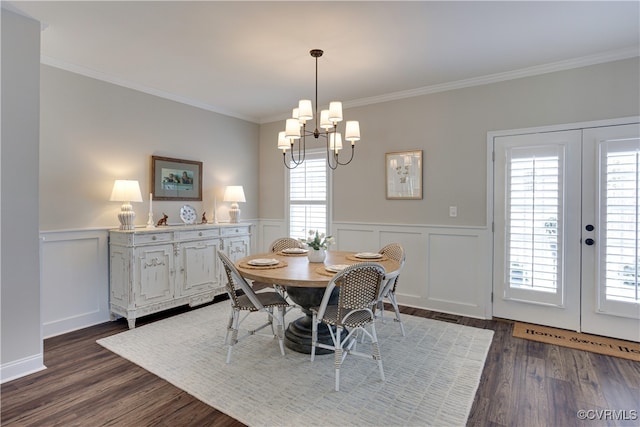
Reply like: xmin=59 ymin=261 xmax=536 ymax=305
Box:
xmin=328 ymin=101 xmax=343 ymax=123
xmin=277 ymin=131 xmax=290 ymax=151
xmin=329 ymin=132 xmax=343 ymax=152
xmin=285 ymin=118 xmax=302 ymax=139
xmin=223 ymin=185 xmax=246 ymax=203
xmin=298 ymin=99 xmax=313 ymax=121
xmin=345 ymin=121 xmax=361 ymax=142
xmin=110 ymin=180 xmax=143 ymax=202
xmin=320 ymin=109 xmax=332 ymax=129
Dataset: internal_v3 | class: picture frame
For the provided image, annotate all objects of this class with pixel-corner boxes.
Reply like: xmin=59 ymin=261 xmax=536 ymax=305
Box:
xmin=151 ymin=156 xmax=202 ymax=201
xmin=385 ymin=150 xmax=423 ymax=200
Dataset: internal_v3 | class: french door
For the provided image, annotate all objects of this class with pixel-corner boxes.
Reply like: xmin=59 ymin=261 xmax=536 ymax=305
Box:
xmin=493 ymin=123 xmax=640 ymax=342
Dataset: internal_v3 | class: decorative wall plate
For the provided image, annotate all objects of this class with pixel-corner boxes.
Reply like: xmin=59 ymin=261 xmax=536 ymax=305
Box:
xmin=180 ymin=205 xmax=197 ymax=224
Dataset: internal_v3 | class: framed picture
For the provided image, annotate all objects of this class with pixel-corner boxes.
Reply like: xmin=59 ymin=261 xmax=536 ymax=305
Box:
xmin=385 ymin=150 xmax=423 ymax=200
xmin=151 ymin=156 xmax=202 ymax=201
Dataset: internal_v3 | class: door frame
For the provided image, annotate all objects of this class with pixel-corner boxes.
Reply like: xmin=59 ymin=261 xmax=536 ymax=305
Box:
xmin=486 ymin=116 xmax=640 ymax=321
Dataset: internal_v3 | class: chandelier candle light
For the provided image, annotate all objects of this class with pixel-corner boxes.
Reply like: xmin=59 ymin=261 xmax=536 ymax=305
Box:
xmin=278 ymin=49 xmax=361 ymax=170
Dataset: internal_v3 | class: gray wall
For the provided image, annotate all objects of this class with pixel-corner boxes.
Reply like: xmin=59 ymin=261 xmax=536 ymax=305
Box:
xmin=259 ymin=58 xmax=640 ymax=227
xmin=1 ymin=10 xmax=42 ymax=374
xmin=39 ymin=66 xmax=260 ymax=230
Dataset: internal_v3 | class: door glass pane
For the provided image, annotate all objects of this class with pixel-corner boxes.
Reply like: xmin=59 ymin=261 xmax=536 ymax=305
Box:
xmin=507 ymin=147 xmax=562 ymax=296
xmin=602 ymin=142 xmax=640 ymax=305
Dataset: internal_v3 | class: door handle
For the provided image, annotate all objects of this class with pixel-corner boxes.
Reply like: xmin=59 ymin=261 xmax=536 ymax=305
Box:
xmin=585 ymin=238 xmax=595 ymax=246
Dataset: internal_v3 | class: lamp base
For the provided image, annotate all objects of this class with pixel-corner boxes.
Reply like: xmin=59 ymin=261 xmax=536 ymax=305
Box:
xmin=229 ymin=203 xmax=241 ymax=223
xmin=118 ymin=203 xmax=136 ymax=230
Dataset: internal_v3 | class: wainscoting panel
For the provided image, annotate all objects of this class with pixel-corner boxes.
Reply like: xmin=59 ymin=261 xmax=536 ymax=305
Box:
xmin=38 ymin=221 xmax=491 ymax=341
xmin=333 ymin=222 xmax=491 ymax=319
xmin=426 ymin=231 xmax=489 ymax=318
xmin=258 ymin=220 xmax=288 ymax=252
xmin=40 ymin=229 xmax=110 ymax=338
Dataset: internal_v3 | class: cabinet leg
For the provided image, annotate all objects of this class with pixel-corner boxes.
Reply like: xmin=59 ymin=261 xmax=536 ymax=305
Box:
xmin=127 ymin=318 xmax=136 ymax=329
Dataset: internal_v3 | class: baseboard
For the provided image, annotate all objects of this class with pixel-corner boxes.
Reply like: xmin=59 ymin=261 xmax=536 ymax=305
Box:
xmin=1 ymin=353 xmax=46 ymax=384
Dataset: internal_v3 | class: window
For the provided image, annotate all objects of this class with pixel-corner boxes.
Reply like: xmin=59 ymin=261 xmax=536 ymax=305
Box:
xmin=287 ymin=151 xmax=329 ymax=240
xmin=505 ymin=145 xmax=564 ymax=306
xmin=601 ymin=143 xmax=640 ymax=304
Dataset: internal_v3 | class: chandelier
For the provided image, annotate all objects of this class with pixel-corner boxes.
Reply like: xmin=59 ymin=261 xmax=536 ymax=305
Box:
xmin=277 ymin=49 xmax=360 ymax=170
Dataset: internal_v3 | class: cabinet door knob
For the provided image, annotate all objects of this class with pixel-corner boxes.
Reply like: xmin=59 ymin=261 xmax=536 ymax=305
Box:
xmin=152 ymin=235 xmax=157 ymax=241
xmin=199 ymin=232 xmax=203 ymax=236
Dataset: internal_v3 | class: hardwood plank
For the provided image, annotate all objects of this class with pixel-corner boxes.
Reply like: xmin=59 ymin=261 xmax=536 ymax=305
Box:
xmin=2 ymin=301 xmax=638 ymax=426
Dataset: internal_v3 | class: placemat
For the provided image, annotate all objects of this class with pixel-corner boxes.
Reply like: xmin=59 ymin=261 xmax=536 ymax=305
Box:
xmin=238 ymin=260 xmax=288 ymax=270
xmin=315 ymin=266 xmax=339 ymax=277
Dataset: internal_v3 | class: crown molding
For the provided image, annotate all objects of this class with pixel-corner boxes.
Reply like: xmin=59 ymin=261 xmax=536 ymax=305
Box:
xmin=42 ymin=46 xmax=638 ymax=126
xmin=343 ymin=46 xmax=640 ymax=111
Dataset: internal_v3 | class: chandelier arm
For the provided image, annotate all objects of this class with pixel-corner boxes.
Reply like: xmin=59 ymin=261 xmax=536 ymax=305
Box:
xmin=283 ymin=152 xmax=295 ymax=169
xmin=289 ymin=124 xmax=308 ymax=166
xmin=299 ymin=134 xmax=306 ymax=164
xmin=335 ymin=144 xmax=356 ymax=166
xmin=325 ymin=135 xmax=339 ymax=170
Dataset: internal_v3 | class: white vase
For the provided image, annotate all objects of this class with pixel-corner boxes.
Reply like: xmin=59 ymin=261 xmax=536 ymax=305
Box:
xmin=307 ymin=248 xmax=326 ymax=263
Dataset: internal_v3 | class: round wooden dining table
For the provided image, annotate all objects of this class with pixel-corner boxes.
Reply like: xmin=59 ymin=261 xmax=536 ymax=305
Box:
xmin=236 ymin=250 xmax=400 ymax=354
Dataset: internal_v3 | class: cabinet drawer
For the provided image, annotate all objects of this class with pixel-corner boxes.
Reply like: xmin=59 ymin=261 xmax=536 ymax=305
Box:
xmin=176 ymin=228 xmax=221 ymax=240
xmin=222 ymin=226 xmax=249 ymax=236
xmin=134 ymin=233 xmax=172 ymax=245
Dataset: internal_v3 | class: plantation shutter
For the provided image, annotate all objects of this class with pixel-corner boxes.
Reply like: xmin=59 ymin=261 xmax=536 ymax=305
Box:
xmin=288 ymin=152 xmax=328 ymax=240
xmin=599 ymin=139 xmax=640 ymax=312
xmin=505 ymin=144 xmax=565 ymax=306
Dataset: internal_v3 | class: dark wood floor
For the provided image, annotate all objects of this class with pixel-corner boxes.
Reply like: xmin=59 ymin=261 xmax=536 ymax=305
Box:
xmin=2 ymin=297 xmax=639 ymax=426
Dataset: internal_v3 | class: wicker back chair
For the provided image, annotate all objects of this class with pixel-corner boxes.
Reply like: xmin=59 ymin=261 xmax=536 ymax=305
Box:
xmin=218 ymin=250 xmax=289 ymax=363
xmin=269 ymin=237 xmax=305 ymax=253
xmin=262 ymin=237 xmax=306 ymax=304
xmin=376 ymin=243 xmax=406 ymax=336
xmin=310 ymin=262 xmax=386 ymax=391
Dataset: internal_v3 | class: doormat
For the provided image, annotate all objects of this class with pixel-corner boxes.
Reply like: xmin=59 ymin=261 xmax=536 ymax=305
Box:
xmin=513 ymin=322 xmax=640 ymax=362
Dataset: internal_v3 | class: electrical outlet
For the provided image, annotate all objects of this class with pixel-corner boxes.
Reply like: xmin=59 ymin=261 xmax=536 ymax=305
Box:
xmin=449 ymin=206 xmax=458 ymax=217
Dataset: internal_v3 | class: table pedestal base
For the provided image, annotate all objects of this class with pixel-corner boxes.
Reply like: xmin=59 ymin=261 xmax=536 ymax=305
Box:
xmin=284 ymin=285 xmax=340 ymax=354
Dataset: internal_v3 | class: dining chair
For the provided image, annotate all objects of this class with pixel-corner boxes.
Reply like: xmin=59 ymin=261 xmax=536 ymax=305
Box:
xmin=269 ymin=237 xmax=305 ymax=253
xmin=217 ymin=250 xmax=290 ymax=364
xmin=262 ymin=237 xmax=306 ymax=303
xmin=375 ymin=243 xmax=406 ymax=336
xmin=310 ymin=262 xmax=386 ymax=391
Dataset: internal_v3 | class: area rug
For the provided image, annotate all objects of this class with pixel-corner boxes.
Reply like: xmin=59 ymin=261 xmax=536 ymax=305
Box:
xmin=98 ymin=302 xmax=494 ymax=427
xmin=513 ymin=322 xmax=640 ymax=362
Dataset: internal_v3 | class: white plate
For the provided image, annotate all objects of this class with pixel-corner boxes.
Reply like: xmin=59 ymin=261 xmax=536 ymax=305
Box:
xmin=282 ymin=248 xmax=308 ymax=254
xmin=180 ymin=205 xmax=197 ymax=224
xmin=355 ymin=252 xmax=383 ymax=259
xmin=325 ymin=264 xmax=349 ymax=273
xmin=248 ymin=258 xmax=279 ymax=266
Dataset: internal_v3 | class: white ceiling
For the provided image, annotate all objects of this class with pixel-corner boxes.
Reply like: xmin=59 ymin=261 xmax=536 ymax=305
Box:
xmin=7 ymin=1 xmax=640 ymax=124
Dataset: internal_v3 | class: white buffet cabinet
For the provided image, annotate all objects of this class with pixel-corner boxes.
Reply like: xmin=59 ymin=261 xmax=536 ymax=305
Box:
xmin=109 ymin=223 xmax=251 ymax=328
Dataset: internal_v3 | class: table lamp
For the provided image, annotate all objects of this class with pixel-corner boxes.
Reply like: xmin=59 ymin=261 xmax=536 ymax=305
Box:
xmin=110 ymin=179 xmax=143 ymax=230
xmin=223 ymin=185 xmax=246 ymax=223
